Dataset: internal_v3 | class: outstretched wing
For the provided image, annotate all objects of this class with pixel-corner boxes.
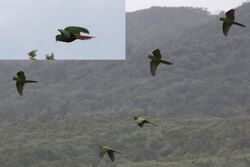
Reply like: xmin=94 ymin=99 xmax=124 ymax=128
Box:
xmin=65 ymin=26 xmax=90 ymax=35
xmin=226 ymin=9 xmax=235 ymax=20
xmin=223 ymin=23 xmax=232 ymax=36
xmin=99 ymin=150 xmax=106 ymax=159
xmin=17 ymin=71 xmax=26 ymax=81
xmin=16 ymin=82 xmax=24 ymax=96
xmin=107 ymin=151 xmax=115 ymax=161
xmin=138 ymin=122 xmax=144 ymax=127
xmin=150 ymin=61 xmax=159 ymax=76
xmin=152 ymin=49 xmax=161 ymax=58
xmin=28 ymin=50 xmax=37 ymax=58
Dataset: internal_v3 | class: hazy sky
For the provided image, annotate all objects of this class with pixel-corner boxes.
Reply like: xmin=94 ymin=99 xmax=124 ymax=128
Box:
xmin=126 ymin=0 xmax=249 ymax=13
xmin=0 ymin=0 xmax=125 ymax=60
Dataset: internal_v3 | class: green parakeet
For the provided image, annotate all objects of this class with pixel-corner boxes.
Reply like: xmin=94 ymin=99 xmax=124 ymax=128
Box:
xmin=148 ymin=49 xmax=172 ymax=76
xmin=12 ymin=71 xmax=38 ymax=96
xmin=99 ymin=145 xmax=121 ymax=162
xmin=28 ymin=50 xmax=37 ymax=60
xmin=220 ymin=9 xmax=246 ymax=36
xmin=134 ymin=116 xmax=158 ymax=127
xmin=46 ymin=53 xmax=55 ymax=60
xmin=56 ymin=26 xmax=95 ymax=42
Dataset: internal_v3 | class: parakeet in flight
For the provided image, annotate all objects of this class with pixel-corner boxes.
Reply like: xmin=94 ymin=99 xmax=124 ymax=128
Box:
xmin=148 ymin=49 xmax=172 ymax=76
xmin=134 ymin=116 xmax=158 ymax=127
xmin=12 ymin=71 xmax=38 ymax=96
xmin=99 ymin=145 xmax=121 ymax=162
xmin=220 ymin=9 xmax=246 ymax=36
xmin=56 ymin=26 xmax=95 ymax=42
xmin=46 ymin=52 xmax=55 ymax=60
xmin=28 ymin=50 xmax=37 ymax=60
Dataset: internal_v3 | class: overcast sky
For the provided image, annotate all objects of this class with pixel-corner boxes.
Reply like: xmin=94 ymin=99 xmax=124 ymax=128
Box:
xmin=0 ymin=0 xmax=125 ymax=60
xmin=126 ymin=0 xmax=249 ymax=13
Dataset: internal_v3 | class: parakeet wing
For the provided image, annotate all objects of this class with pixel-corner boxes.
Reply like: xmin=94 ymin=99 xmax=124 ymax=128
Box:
xmin=138 ymin=122 xmax=144 ymax=127
xmin=150 ymin=61 xmax=159 ymax=76
xmin=58 ymin=29 xmax=71 ymax=38
xmin=226 ymin=9 xmax=235 ymax=20
xmin=107 ymin=151 xmax=115 ymax=161
xmin=99 ymin=150 xmax=106 ymax=159
xmin=17 ymin=71 xmax=26 ymax=81
xmin=152 ymin=49 xmax=161 ymax=58
xmin=28 ymin=50 xmax=37 ymax=57
xmin=65 ymin=26 xmax=90 ymax=35
xmin=223 ymin=23 xmax=232 ymax=36
xmin=16 ymin=82 xmax=24 ymax=96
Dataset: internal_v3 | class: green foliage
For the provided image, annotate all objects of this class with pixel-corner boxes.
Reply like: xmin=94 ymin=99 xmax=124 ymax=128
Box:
xmin=1 ymin=113 xmax=250 ymax=166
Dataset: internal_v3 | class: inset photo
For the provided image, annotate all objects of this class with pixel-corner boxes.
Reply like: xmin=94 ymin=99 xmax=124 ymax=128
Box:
xmin=0 ymin=0 xmax=125 ymax=60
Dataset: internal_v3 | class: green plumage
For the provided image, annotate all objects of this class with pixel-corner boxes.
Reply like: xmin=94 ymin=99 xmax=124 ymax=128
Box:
xmin=134 ymin=116 xmax=158 ymax=127
xmin=56 ymin=26 xmax=94 ymax=43
xmin=99 ymin=145 xmax=121 ymax=162
xmin=46 ymin=53 xmax=55 ymax=60
xmin=13 ymin=71 xmax=38 ymax=96
xmin=148 ymin=49 xmax=173 ymax=76
xmin=220 ymin=9 xmax=246 ymax=36
xmin=28 ymin=50 xmax=37 ymax=60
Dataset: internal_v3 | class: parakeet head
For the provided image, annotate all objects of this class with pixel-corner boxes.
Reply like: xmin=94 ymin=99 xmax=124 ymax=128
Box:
xmin=12 ymin=76 xmax=18 ymax=81
xmin=220 ymin=17 xmax=226 ymax=22
xmin=56 ymin=35 xmax=63 ymax=42
xmin=148 ymin=55 xmax=153 ymax=59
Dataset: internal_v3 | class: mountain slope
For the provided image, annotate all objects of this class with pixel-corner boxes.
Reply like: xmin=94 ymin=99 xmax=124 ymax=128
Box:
xmin=0 ymin=3 xmax=250 ymax=120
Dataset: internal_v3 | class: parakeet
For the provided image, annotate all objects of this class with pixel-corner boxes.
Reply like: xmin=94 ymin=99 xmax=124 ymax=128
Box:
xmin=12 ymin=71 xmax=38 ymax=96
xmin=134 ymin=116 xmax=158 ymax=127
xmin=99 ymin=145 xmax=121 ymax=162
xmin=46 ymin=52 xmax=55 ymax=60
xmin=56 ymin=26 xmax=95 ymax=42
xmin=220 ymin=9 xmax=246 ymax=36
xmin=148 ymin=49 xmax=172 ymax=76
xmin=28 ymin=50 xmax=37 ymax=60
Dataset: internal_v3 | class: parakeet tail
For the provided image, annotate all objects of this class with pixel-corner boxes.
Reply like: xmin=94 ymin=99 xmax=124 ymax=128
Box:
xmin=233 ymin=21 xmax=246 ymax=27
xmin=149 ymin=122 xmax=159 ymax=126
xmin=77 ymin=35 xmax=95 ymax=40
xmin=26 ymin=80 xmax=38 ymax=83
xmin=160 ymin=60 xmax=173 ymax=65
xmin=114 ymin=150 xmax=122 ymax=154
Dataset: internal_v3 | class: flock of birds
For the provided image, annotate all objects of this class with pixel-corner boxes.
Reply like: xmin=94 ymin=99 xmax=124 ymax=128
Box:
xmin=27 ymin=26 xmax=95 ymax=60
xmin=12 ymin=9 xmax=246 ymax=162
xmin=28 ymin=50 xmax=55 ymax=60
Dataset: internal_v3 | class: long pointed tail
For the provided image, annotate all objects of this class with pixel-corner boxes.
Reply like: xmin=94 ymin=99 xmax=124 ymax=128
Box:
xmin=160 ymin=60 xmax=173 ymax=65
xmin=76 ymin=35 xmax=95 ymax=40
xmin=148 ymin=121 xmax=159 ymax=127
xmin=233 ymin=21 xmax=246 ymax=28
xmin=26 ymin=80 xmax=38 ymax=83
xmin=113 ymin=150 xmax=122 ymax=154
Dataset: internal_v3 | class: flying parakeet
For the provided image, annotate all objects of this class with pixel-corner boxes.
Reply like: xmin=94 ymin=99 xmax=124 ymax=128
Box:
xmin=46 ymin=52 xmax=55 ymax=60
xmin=28 ymin=50 xmax=37 ymax=60
xmin=220 ymin=9 xmax=246 ymax=36
xmin=148 ymin=49 xmax=172 ymax=76
xmin=56 ymin=26 xmax=95 ymax=42
xmin=99 ymin=145 xmax=121 ymax=162
xmin=12 ymin=71 xmax=38 ymax=96
xmin=134 ymin=116 xmax=158 ymax=127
